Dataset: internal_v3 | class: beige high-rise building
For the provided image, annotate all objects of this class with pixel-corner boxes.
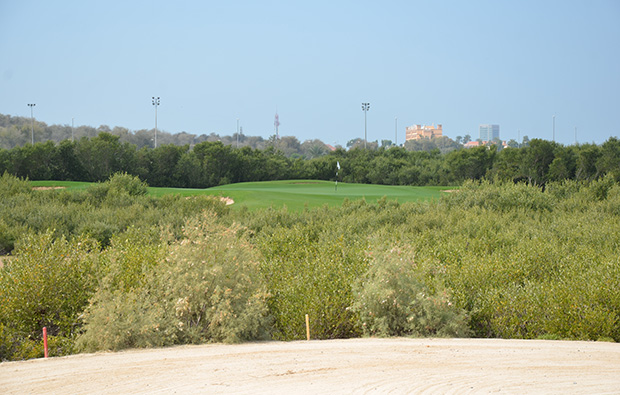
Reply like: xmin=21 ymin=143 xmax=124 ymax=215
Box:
xmin=405 ymin=124 xmax=443 ymax=141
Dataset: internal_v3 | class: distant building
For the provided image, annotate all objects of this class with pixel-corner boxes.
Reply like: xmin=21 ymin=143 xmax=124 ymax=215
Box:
xmin=464 ymin=140 xmax=508 ymax=149
xmin=405 ymin=124 xmax=443 ymax=141
xmin=479 ymin=124 xmax=500 ymax=141
xmin=463 ymin=141 xmax=481 ymax=148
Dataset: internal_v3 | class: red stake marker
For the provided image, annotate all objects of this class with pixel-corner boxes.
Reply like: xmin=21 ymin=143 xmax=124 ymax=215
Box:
xmin=43 ymin=327 xmax=48 ymax=358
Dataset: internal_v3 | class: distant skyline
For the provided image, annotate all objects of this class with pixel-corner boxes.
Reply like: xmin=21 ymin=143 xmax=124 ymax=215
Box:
xmin=1 ymin=1 xmax=619 ymax=146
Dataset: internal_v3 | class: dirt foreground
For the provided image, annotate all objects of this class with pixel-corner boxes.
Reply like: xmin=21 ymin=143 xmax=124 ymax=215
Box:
xmin=1 ymin=338 xmax=619 ymax=394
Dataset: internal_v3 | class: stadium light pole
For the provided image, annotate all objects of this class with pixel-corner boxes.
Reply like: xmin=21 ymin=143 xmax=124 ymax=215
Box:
xmin=552 ymin=114 xmax=555 ymax=142
xmin=362 ymin=102 xmax=370 ymax=149
xmin=27 ymin=103 xmax=36 ymax=144
xmin=395 ymin=117 xmax=398 ymax=146
xmin=152 ymin=97 xmax=160 ymax=148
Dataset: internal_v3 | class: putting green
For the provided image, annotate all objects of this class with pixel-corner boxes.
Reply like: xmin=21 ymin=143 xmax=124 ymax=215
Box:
xmin=203 ymin=180 xmax=448 ymax=211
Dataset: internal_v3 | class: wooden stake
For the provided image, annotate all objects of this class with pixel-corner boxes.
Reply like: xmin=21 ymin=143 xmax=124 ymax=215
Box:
xmin=305 ymin=314 xmax=310 ymax=341
xmin=43 ymin=327 xmax=48 ymax=358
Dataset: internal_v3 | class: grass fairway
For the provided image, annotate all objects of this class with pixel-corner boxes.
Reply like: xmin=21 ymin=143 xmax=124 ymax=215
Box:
xmin=30 ymin=180 xmax=450 ymax=211
xmin=200 ymin=180 xmax=448 ymax=211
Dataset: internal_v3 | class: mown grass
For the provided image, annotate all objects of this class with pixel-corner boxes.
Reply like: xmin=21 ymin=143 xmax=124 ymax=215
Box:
xmin=31 ymin=180 xmax=452 ymax=211
xmin=196 ymin=180 xmax=449 ymax=211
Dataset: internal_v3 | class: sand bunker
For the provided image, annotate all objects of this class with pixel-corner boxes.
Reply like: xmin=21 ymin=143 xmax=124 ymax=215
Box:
xmin=1 ymin=338 xmax=618 ymax=394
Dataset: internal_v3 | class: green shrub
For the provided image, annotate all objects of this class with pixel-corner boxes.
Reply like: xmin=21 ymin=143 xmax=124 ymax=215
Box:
xmin=78 ymin=212 xmax=271 ymax=352
xmin=442 ymin=180 xmax=552 ymax=212
xmin=160 ymin=212 xmax=271 ymax=344
xmin=0 ymin=171 xmax=31 ymax=198
xmin=257 ymin=211 xmax=369 ymax=340
xmin=352 ymin=246 xmax=471 ymax=338
xmin=0 ymin=232 xmax=99 ymax=360
xmin=107 ymin=172 xmax=148 ymax=196
xmin=77 ymin=288 xmax=173 ymax=352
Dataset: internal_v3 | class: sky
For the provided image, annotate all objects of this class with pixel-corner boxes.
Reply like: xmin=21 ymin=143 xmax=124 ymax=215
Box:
xmin=1 ymin=0 xmax=619 ymax=147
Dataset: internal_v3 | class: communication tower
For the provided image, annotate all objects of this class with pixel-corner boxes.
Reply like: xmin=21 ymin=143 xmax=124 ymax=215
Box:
xmin=274 ymin=111 xmax=280 ymax=139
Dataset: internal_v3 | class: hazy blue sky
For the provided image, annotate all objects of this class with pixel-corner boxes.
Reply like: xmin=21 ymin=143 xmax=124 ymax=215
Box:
xmin=1 ymin=0 xmax=619 ymax=146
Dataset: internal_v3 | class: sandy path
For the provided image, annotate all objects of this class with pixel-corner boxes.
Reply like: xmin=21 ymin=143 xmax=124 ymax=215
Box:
xmin=1 ymin=338 xmax=619 ymax=394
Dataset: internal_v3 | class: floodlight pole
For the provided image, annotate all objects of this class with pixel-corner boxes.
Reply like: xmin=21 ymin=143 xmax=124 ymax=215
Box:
xmin=362 ymin=102 xmax=370 ymax=149
xmin=28 ymin=103 xmax=36 ymax=144
xmin=152 ymin=97 xmax=160 ymax=148
xmin=395 ymin=117 xmax=398 ymax=146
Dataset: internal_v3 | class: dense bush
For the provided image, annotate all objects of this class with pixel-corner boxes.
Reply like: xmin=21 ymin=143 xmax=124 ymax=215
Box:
xmin=2 ymin=174 xmax=620 ymax=361
xmin=257 ymin=213 xmax=369 ymax=340
xmin=351 ymin=246 xmax=471 ymax=338
xmin=0 ymin=173 xmax=228 ymax=253
xmin=78 ymin=212 xmax=271 ymax=352
xmin=0 ymin=232 xmax=99 ymax=359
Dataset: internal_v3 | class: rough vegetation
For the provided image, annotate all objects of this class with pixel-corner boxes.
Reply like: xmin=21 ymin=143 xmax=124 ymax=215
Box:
xmin=1 ymin=172 xmax=620 ymax=361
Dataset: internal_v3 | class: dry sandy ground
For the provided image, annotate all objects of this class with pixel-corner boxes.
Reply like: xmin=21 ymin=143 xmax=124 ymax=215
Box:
xmin=1 ymin=338 xmax=619 ymax=394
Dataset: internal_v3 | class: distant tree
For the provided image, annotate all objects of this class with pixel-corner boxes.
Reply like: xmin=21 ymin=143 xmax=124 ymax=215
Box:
xmin=490 ymin=146 xmax=525 ymax=181
xmin=463 ymin=134 xmax=471 ymax=144
xmin=596 ymin=137 xmax=620 ymax=181
xmin=522 ymin=139 xmax=556 ymax=185
xmin=574 ymin=143 xmax=601 ymax=181
xmin=445 ymin=146 xmax=496 ymax=181
xmin=143 ymin=144 xmax=188 ymax=187
xmin=193 ymin=141 xmax=239 ymax=187
xmin=273 ymin=136 xmax=302 ymax=157
xmin=521 ymin=135 xmax=530 ymax=147
xmin=347 ymin=138 xmax=364 ymax=149
xmin=301 ymin=139 xmax=329 ymax=159
xmin=404 ymin=136 xmax=459 ymax=154
xmin=74 ymin=133 xmax=138 ymax=182
xmin=548 ymin=145 xmax=577 ymax=181
xmin=507 ymin=139 xmax=519 ymax=148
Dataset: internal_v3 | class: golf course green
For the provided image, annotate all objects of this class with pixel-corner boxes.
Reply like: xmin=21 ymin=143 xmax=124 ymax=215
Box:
xmin=30 ymin=179 xmax=451 ymax=211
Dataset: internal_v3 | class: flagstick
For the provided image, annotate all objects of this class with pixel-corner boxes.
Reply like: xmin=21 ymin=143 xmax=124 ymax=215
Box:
xmin=335 ymin=161 xmax=340 ymax=192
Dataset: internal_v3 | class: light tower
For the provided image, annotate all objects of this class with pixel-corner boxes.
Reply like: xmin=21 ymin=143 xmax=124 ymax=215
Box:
xmin=361 ymin=102 xmax=370 ymax=149
xmin=152 ymin=96 xmax=160 ymax=148
xmin=27 ymin=103 xmax=36 ymax=144
xmin=395 ymin=117 xmax=398 ymax=146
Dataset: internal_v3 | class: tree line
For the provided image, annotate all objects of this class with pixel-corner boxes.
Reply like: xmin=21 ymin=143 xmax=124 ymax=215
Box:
xmin=1 ymin=128 xmax=619 ymax=187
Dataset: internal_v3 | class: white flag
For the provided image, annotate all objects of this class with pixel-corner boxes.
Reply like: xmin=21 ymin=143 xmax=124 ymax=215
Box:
xmin=337 ymin=161 xmax=341 ymax=170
